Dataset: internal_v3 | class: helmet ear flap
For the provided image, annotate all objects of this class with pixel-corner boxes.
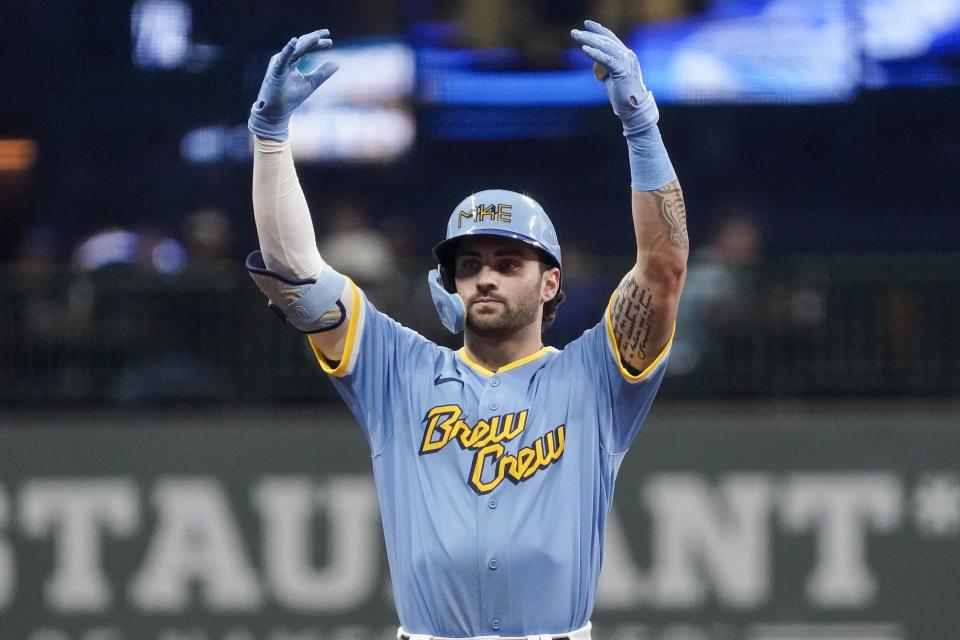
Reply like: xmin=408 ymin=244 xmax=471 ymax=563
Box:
xmin=428 ymin=267 xmax=465 ymax=334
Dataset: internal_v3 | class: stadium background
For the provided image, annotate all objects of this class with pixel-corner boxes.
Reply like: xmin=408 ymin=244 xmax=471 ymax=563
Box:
xmin=0 ymin=1 xmax=959 ymax=639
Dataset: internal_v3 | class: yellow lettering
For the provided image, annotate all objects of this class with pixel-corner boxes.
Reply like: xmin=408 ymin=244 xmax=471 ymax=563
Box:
xmin=470 ymin=443 xmax=505 ymax=494
xmin=420 ymin=405 xmax=462 ymax=454
xmin=485 ymin=415 xmax=502 ymax=446
xmin=420 ymin=404 xmax=564 ymax=491
xmin=528 ymin=439 xmax=547 ymax=479
xmin=503 ymin=410 xmax=526 ymax=440
xmin=475 ymin=204 xmax=497 ymax=222
xmin=536 ymin=425 xmax=565 ymax=469
xmin=455 ymin=204 xmax=515 ymax=228
xmin=552 ymin=425 xmax=565 ymax=460
xmin=457 ymin=208 xmax=475 ymax=228
xmin=508 ymin=447 xmax=536 ymax=481
xmin=494 ymin=413 xmax=512 ymax=444
xmin=461 ymin=413 xmax=525 ymax=450
xmin=516 ymin=426 xmax=566 ymax=482
xmin=450 ymin=419 xmax=471 ymax=448
xmin=462 ymin=419 xmax=491 ymax=449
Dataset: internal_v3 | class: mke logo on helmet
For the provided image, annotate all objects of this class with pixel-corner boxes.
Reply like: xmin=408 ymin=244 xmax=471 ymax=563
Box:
xmin=457 ymin=203 xmax=513 ymax=228
xmin=419 ymin=404 xmax=565 ymax=494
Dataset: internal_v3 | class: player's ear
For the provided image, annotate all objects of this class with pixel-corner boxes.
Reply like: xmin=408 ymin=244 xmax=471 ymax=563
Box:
xmin=540 ymin=266 xmax=560 ymax=303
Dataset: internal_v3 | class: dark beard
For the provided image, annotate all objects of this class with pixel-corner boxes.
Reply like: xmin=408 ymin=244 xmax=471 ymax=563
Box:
xmin=465 ymin=288 xmax=541 ymax=338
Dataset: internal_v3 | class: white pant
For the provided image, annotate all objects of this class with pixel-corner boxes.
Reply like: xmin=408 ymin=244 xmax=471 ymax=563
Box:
xmin=397 ymin=621 xmax=591 ymax=640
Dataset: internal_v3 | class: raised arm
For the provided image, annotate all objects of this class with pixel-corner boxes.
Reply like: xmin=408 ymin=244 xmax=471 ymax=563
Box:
xmin=573 ymin=21 xmax=688 ymax=374
xmin=613 ymin=183 xmax=687 ymax=372
xmin=245 ymin=30 xmax=355 ymax=361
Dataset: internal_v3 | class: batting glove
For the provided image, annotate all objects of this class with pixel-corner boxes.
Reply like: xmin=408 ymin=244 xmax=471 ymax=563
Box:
xmin=248 ymin=29 xmax=339 ymax=141
xmin=571 ymin=20 xmax=659 ymax=135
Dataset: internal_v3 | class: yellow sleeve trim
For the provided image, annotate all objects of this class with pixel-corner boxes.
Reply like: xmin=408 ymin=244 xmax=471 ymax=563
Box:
xmin=310 ymin=279 xmax=362 ymax=377
xmin=604 ymin=291 xmax=675 ymax=383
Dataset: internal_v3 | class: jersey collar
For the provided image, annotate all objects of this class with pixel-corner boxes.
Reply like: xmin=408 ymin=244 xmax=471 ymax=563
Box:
xmin=457 ymin=346 xmax=554 ymax=376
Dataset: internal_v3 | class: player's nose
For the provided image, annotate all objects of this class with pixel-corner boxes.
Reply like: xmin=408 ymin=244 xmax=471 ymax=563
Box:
xmin=476 ymin=264 xmax=499 ymax=287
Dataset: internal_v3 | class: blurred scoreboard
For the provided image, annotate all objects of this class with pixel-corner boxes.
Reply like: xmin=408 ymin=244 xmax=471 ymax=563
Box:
xmin=180 ymin=40 xmax=416 ymax=164
xmin=135 ymin=0 xmax=960 ymax=155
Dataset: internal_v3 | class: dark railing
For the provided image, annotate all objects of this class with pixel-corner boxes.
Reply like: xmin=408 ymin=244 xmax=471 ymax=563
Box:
xmin=666 ymin=254 xmax=960 ymax=396
xmin=2 ymin=254 xmax=958 ymax=405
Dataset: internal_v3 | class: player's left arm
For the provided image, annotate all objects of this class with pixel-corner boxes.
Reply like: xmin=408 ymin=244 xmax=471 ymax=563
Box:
xmin=612 ymin=184 xmax=688 ymax=372
xmin=573 ymin=20 xmax=688 ymax=374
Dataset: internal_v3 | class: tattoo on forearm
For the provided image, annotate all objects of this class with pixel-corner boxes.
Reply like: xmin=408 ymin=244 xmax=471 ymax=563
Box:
xmin=612 ymin=275 xmax=655 ymax=362
xmin=655 ymin=182 xmax=688 ymax=250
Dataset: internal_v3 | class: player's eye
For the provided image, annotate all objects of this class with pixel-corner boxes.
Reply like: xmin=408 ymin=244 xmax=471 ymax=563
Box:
xmin=498 ymin=259 xmax=521 ymax=272
xmin=457 ymin=258 xmax=480 ymax=275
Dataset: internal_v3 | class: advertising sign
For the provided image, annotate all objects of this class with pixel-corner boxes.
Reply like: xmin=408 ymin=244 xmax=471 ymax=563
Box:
xmin=0 ymin=406 xmax=957 ymax=639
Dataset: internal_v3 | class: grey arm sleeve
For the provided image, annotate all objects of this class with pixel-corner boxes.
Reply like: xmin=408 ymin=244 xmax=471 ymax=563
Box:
xmin=252 ymin=136 xmax=324 ymax=279
xmin=248 ymin=136 xmax=347 ymax=332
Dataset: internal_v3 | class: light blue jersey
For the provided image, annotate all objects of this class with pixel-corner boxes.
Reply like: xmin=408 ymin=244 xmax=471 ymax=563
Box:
xmin=312 ymin=283 xmax=672 ymax=638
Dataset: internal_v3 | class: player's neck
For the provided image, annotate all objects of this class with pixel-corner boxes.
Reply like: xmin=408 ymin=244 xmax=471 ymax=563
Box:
xmin=463 ymin=323 xmax=544 ymax=372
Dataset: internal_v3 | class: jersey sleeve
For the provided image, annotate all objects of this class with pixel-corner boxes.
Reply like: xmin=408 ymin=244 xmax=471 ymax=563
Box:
xmin=563 ymin=291 xmax=674 ymax=455
xmin=310 ymin=280 xmax=438 ymax=455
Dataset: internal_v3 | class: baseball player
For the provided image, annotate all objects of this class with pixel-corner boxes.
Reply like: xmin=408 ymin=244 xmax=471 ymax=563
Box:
xmin=245 ymin=21 xmax=687 ymax=640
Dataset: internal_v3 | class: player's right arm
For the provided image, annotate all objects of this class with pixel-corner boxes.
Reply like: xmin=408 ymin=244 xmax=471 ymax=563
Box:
xmin=246 ymin=29 xmax=440 ymax=453
xmin=244 ymin=29 xmax=353 ymax=360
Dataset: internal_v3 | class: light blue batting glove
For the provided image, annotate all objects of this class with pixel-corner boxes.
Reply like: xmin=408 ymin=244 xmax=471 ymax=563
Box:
xmin=571 ymin=20 xmax=658 ymax=136
xmin=248 ymin=29 xmax=339 ymax=141
xmin=572 ymin=20 xmax=675 ymax=191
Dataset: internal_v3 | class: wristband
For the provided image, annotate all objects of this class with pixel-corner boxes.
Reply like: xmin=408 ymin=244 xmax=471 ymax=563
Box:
xmin=625 ymin=124 xmax=676 ymax=192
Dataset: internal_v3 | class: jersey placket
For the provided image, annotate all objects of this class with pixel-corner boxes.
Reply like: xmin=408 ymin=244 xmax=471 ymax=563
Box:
xmin=475 ymin=371 xmax=511 ymax=634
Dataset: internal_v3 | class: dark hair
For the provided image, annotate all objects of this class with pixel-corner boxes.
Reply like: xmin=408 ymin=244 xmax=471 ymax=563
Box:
xmin=542 ymin=289 xmax=565 ymax=331
xmin=538 ymin=260 xmax=564 ymax=331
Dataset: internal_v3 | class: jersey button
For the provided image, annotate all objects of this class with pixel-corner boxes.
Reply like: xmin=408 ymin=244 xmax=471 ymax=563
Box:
xmin=488 ymin=400 xmax=499 ymax=411
xmin=488 ymin=558 xmax=499 ymax=570
xmin=490 ymin=376 xmax=501 ymax=387
xmin=491 ymin=619 xmax=501 ymax=631
xmin=488 ymin=498 xmax=497 ymax=509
